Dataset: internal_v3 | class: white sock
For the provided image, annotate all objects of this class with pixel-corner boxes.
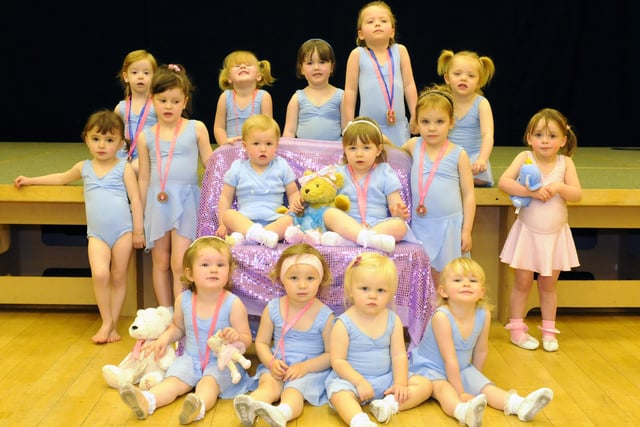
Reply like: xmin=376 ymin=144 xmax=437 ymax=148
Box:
xmin=321 ymin=231 xmax=356 ymax=246
xmin=195 ymin=395 xmax=205 ymax=421
xmin=350 ymin=412 xmax=371 ymax=427
xmin=142 ymin=390 xmax=156 ymax=414
xmin=453 ymin=402 xmax=467 ymax=423
xmin=357 ymin=229 xmax=395 ymax=252
xmin=277 ymin=403 xmax=293 ymax=421
xmin=246 ymin=223 xmax=278 ymax=248
xmin=506 ymin=392 xmax=524 ymax=415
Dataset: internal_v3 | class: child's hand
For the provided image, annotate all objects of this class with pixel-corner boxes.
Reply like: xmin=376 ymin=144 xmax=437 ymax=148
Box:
xmin=282 ymin=361 xmax=309 ymax=381
xmin=14 ymin=176 xmax=30 ymax=188
xmin=356 ymin=379 xmax=375 ymax=403
xmin=390 ymin=202 xmax=409 ymax=221
xmin=269 ymin=358 xmax=289 ymax=381
xmin=459 ymin=392 xmax=475 ymax=402
xmin=218 ymin=326 xmax=238 ymax=343
xmin=133 ymin=233 xmax=146 ymax=249
xmin=472 ymin=159 xmax=487 ymax=174
xmin=215 ymin=225 xmax=228 ymax=238
xmin=385 ymin=383 xmax=410 ymax=404
xmin=288 ymin=192 xmax=304 ymax=213
xmin=533 ymin=186 xmax=553 ymax=202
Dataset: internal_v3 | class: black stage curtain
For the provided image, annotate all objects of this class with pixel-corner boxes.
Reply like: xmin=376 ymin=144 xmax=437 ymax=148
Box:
xmin=2 ymin=0 xmax=637 ymax=147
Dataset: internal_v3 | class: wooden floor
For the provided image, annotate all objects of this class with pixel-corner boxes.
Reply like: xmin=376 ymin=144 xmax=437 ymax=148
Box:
xmin=1 ymin=309 xmax=639 ymax=426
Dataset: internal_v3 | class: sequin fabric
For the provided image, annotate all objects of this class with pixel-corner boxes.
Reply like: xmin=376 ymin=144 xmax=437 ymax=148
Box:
xmin=197 ymin=137 xmax=436 ymax=348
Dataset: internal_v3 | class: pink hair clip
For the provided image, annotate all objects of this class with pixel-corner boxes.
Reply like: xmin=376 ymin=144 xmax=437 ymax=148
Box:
xmin=168 ymin=64 xmax=181 ymax=72
xmin=352 ymin=255 xmax=362 ymax=266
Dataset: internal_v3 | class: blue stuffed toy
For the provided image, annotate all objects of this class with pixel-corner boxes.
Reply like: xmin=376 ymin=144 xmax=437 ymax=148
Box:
xmin=511 ymin=158 xmax=542 ymax=214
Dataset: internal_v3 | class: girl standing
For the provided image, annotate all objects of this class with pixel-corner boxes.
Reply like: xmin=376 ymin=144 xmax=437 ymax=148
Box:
xmin=325 ymin=252 xmax=432 ymax=427
xmin=401 ymin=86 xmax=476 ymax=284
xmin=282 ymin=38 xmax=344 ymax=141
xmin=410 ymin=257 xmax=553 ymax=426
xmin=14 ymin=110 xmax=145 ymax=344
xmin=137 ymin=63 xmax=213 ymax=308
xmin=114 ymin=49 xmax=158 ymax=173
xmin=343 ymin=1 xmax=418 ymax=147
xmin=119 ymin=236 xmax=254 ymax=424
xmin=233 ymin=243 xmax=334 ymax=427
xmin=320 ymin=117 xmax=411 ymax=253
xmin=499 ymin=108 xmax=581 ymax=352
xmin=438 ymin=49 xmax=496 ymax=187
xmin=212 ymin=50 xmax=275 ymax=145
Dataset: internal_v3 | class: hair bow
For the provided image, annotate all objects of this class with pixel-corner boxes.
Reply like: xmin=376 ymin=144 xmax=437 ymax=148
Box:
xmin=168 ymin=64 xmax=181 ymax=72
xmin=298 ymin=164 xmax=338 ymax=189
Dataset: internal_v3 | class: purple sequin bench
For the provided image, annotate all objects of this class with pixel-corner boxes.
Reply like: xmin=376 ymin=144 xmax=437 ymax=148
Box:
xmin=197 ymin=138 xmax=436 ymax=347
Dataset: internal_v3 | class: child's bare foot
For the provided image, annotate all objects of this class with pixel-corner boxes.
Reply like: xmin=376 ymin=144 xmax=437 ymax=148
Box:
xmin=92 ymin=324 xmax=111 ymax=344
xmin=107 ymin=329 xmax=122 ymax=343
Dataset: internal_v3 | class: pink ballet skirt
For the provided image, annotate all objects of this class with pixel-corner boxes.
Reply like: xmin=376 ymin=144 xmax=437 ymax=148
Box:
xmin=500 ymin=154 xmax=579 ymax=276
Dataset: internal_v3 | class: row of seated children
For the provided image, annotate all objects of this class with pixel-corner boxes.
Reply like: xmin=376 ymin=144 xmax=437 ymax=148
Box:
xmin=117 ymin=237 xmax=553 ymax=426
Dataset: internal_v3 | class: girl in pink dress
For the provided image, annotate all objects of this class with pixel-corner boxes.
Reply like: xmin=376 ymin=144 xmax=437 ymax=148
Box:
xmin=499 ymin=108 xmax=582 ymax=352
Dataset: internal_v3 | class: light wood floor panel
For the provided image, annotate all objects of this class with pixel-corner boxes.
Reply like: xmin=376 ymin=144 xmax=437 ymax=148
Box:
xmin=1 ymin=310 xmax=639 ymax=426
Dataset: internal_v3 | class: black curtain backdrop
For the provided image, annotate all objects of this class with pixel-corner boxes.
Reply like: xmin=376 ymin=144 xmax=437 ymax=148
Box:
xmin=2 ymin=0 xmax=638 ymax=147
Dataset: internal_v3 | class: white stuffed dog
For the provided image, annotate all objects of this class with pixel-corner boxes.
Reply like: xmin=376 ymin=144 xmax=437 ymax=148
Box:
xmin=102 ymin=306 xmax=176 ymax=390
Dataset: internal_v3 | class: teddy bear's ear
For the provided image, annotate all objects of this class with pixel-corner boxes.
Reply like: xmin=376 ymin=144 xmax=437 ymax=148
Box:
xmin=334 ymin=172 xmax=344 ymax=188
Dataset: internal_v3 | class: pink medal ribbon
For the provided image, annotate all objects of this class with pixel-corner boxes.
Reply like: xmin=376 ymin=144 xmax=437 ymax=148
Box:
xmin=154 ymin=119 xmax=182 ymax=203
xmin=192 ymin=291 xmax=226 ymax=373
xmin=273 ymin=297 xmax=315 ymax=366
xmin=232 ymin=89 xmax=257 ymax=137
xmin=124 ymin=97 xmax=152 ymax=160
xmin=366 ymin=48 xmax=395 ymax=125
xmin=416 ymin=140 xmax=449 ymax=216
xmin=348 ymin=164 xmax=377 ymax=228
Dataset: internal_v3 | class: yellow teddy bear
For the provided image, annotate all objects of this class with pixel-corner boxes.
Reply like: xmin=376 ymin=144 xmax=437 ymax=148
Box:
xmin=278 ymin=165 xmax=350 ymax=245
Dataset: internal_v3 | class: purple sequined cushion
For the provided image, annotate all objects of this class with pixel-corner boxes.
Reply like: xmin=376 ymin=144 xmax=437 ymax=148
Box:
xmin=197 ymin=137 xmax=436 ymax=348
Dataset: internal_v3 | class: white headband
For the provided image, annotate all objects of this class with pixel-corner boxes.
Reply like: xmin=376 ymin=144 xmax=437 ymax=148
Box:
xmin=280 ymin=254 xmax=324 ymax=283
xmin=342 ymin=119 xmax=383 ymax=139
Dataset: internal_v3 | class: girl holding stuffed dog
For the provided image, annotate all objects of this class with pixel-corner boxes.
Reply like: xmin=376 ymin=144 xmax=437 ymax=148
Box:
xmin=119 ymin=236 xmax=254 ymax=424
xmin=321 ymin=116 xmax=411 ymax=253
xmin=499 ymin=108 xmax=581 ymax=352
xmin=234 ymin=243 xmax=334 ymax=427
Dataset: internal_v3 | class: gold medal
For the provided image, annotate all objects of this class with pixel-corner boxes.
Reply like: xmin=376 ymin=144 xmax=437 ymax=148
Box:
xmin=157 ymin=192 xmax=169 ymax=203
xmin=386 ymin=109 xmax=396 ymax=125
xmin=416 ymin=205 xmax=427 ymax=216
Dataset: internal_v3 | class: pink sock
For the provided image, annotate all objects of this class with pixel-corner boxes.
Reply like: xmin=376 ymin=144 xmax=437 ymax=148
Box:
xmin=541 ymin=320 xmax=557 ymax=340
xmin=506 ymin=319 xmax=528 ymax=342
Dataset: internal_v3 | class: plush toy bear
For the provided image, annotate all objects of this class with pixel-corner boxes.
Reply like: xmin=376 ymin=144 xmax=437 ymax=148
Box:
xmin=207 ymin=330 xmax=252 ymax=384
xmin=511 ymin=157 xmax=543 ymax=214
xmin=278 ymin=165 xmax=350 ymax=245
xmin=102 ymin=306 xmax=176 ymax=390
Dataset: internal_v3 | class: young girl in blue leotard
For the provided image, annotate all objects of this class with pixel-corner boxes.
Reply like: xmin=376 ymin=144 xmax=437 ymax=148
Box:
xmin=320 ymin=117 xmax=411 ymax=253
xmin=324 ymin=252 xmax=432 ymax=427
xmin=438 ymin=49 xmax=496 ymax=187
xmin=119 ymin=236 xmax=254 ymax=424
xmin=137 ymin=63 xmax=213 ymax=308
xmin=410 ymin=257 xmax=553 ymax=426
xmin=212 ymin=50 xmax=276 ymax=145
xmin=282 ymin=38 xmax=344 ymax=142
xmin=14 ymin=110 xmax=145 ymax=344
xmin=343 ymin=1 xmax=418 ymax=147
xmin=114 ymin=49 xmax=158 ymax=174
xmin=233 ymin=243 xmax=334 ymax=427
xmin=401 ymin=85 xmax=476 ymax=284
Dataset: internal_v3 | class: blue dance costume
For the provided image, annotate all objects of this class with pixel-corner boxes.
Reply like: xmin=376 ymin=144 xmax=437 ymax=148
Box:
xmin=115 ymin=99 xmax=157 ymax=160
xmin=166 ymin=289 xmax=254 ymax=397
xmin=252 ymin=298 xmax=334 ymax=406
xmin=82 ymin=159 xmax=132 ymax=248
xmin=142 ymin=120 xmax=200 ymax=249
xmin=224 ymin=89 xmax=266 ymax=139
xmin=325 ymin=310 xmax=396 ymax=403
xmin=295 ymin=88 xmax=343 ymax=141
xmin=357 ymin=45 xmax=409 ymax=147
xmin=448 ymin=95 xmax=493 ymax=186
xmin=224 ymin=157 xmax=296 ymax=224
xmin=409 ymin=306 xmax=493 ymax=396
xmin=410 ymin=140 xmax=468 ymax=271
